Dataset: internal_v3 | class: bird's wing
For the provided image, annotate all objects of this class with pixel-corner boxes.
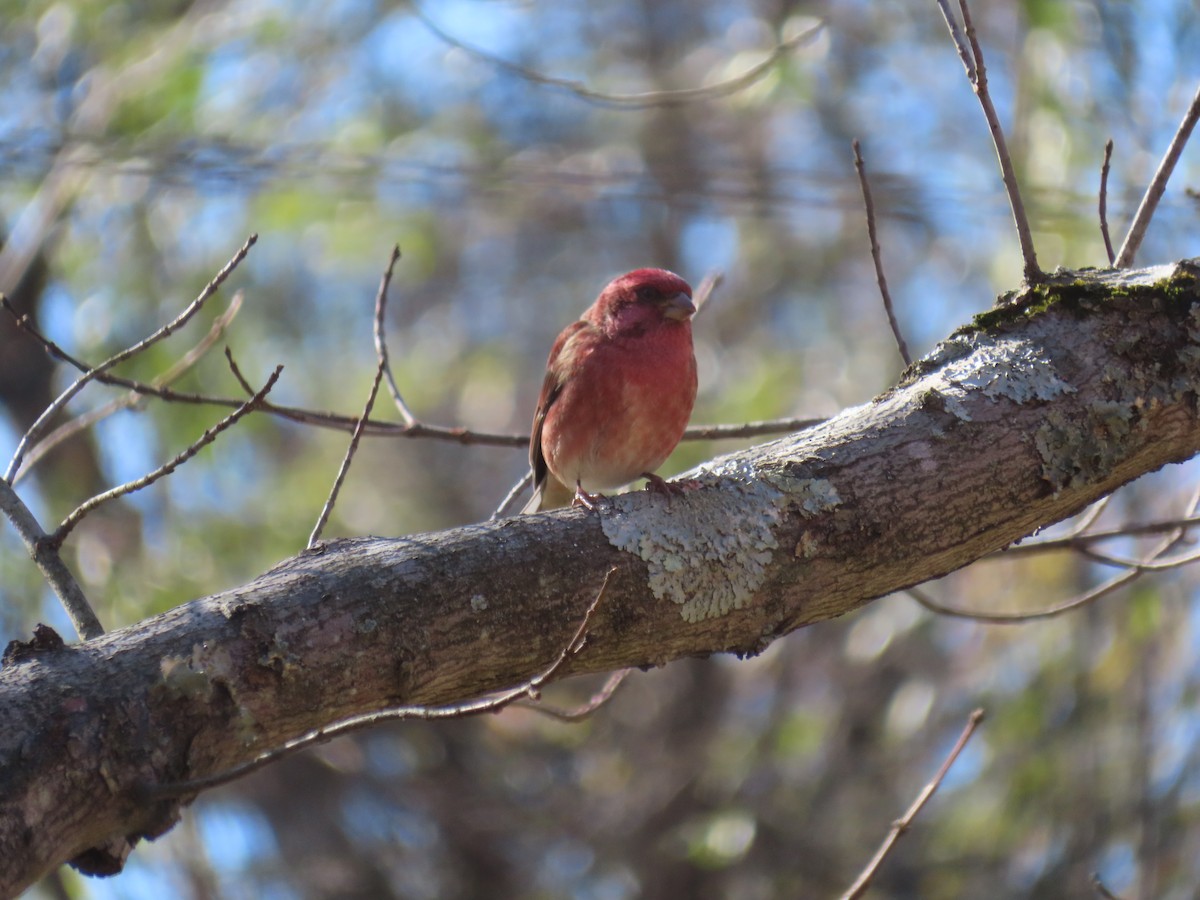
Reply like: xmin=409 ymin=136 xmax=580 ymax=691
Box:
xmin=527 ymin=320 xmax=590 ymax=506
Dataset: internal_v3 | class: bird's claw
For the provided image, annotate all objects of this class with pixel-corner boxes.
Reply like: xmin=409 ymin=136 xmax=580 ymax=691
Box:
xmin=572 ymin=484 xmax=606 ymax=511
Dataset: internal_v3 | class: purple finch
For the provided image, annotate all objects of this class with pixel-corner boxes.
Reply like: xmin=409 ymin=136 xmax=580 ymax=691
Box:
xmin=522 ymin=268 xmax=698 ymax=513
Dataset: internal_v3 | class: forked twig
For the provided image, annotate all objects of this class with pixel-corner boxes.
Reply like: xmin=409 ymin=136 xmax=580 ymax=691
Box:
xmin=52 ymin=364 xmax=283 ymax=547
xmin=515 ymin=668 xmax=632 ymax=721
xmin=5 ymin=295 xmax=816 ymax=450
xmin=1115 ymin=82 xmax=1200 ymax=268
xmin=852 ymin=139 xmax=911 ymax=365
xmin=371 ymin=246 xmax=417 ymax=427
xmin=12 ymin=292 xmax=244 ymax=483
xmin=309 ymin=247 xmax=402 ymax=547
xmin=936 ymin=0 xmax=1042 ymax=283
xmin=141 ymin=567 xmax=618 ymax=799
xmin=841 ymin=708 xmax=986 ymax=900
xmin=4 ymin=234 xmax=257 ymax=482
xmin=916 ymin=484 xmax=1200 ymax=621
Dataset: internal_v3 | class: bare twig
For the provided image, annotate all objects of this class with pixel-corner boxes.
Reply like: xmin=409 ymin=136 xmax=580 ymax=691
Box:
xmin=5 ymin=298 xmax=817 ymax=449
xmin=309 ymin=248 xmax=401 ymax=548
xmin=51 ymin=364 xmax=283 ymax=547
xmin=908 ymin=566 xmax=1147 ymax=624
xmin=936 ymin=0 xmax=1042 ymax=283
xmin=414 ymin=4 xmax=823 ymax=109
xmin=371 ymin=246 xmax=417 ymax=427
xmin=1115 ymin=82 xmax=1200 ymax=268
xmin=1001 ymin=512 xmax=1200 ymax=556
xmin=692 ymin=270 xmax=723 ymax=314
xmin=3 ymin=235 xmax=257 ymax=482
xmin=852 ymin=139 xmax=912 ymax=365
xmin=916 ymin=484 xmax=1200 ymax=622
xmin=493 ymin=470 xmax=534 ymax=520
xmin=13 ymin=292 xmax=244 ymax=483
xmin=841 ymin=708 xmax=986 ymax=900
xmin=1075 ymin=544 xmax=1200 ymax=572
xmin=515 ymin=668 xmax=632 ymax=721
xmin=0 ymin=480 xmax=103 ymax=640
xmin=141 ymin=567 xmax=618 ymax=799
xmin=1099 ymin=140 xmax=1116 ymax=265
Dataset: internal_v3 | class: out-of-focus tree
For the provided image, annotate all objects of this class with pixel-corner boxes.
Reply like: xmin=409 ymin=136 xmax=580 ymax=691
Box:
xmin=2 ymin=0 xmax=1200 ymax=897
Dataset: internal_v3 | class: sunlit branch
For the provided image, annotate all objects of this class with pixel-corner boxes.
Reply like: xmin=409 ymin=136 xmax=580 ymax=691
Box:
xmin=514 ymin=669 xmax=632 ymax=722
xmin=140 ymin=566 xmax=617 ymax=799
xmin=1115 ymin=81 xmax=1200 ymax=268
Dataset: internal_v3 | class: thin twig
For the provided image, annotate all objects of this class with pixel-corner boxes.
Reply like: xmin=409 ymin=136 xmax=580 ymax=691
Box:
xmin=841 ymin=708 xmax=986 ymax=900
xmin=13 ymin=292 xmax=244 ymax=483
xmin=414 ymin=4 xmax=824 ymax=110
xmin=1115 ymin=82 xmax=1200 ymax=268
xmin=692 ymin=270 xmax=724 ymax=314
xmin=1075 ymin=544 xmax=1200 ymax=572
xmin=309 ymin=248 xmax=402 ymax=548
xmin=371 ymin=246 xmax=417 ymax=426
xmin=493 ymin=470 xmax=533 ymax=520
xmin=916 ymin=484 xmax=1200 ymax=622
xmin=852 ymin=139 xmax=911 ymax=365
xmin=1099 ymin=139 xmax=1116 ymax=265
xmin=4 ymin=299 xmax=818 ymax=448
xmin=3 ymin=234 xmax=257 ymax=482
xmin=141 ymin=567 xmax=618 ymax=799
xmin=1060 ymin=496 xmax=1112 ymax=540
xmin=936 ymin=0 xmax=1042 ymax=283
xmin=907 ymin=571 xmax=1139 ymax=623
xmin=0 ymin=479 xmax=103 ymax=640
xmin=515 ymin=669 xmax=632 ymax=721
xmin=1001 ymin=512 xmax=1200 ymax=556
xmin=51 ymin=364 xmax=283 ymax=547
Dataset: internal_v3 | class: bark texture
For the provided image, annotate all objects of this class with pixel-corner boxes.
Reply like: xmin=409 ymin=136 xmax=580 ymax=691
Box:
xmin=2 ymin=261 xmax=1199 ymax=895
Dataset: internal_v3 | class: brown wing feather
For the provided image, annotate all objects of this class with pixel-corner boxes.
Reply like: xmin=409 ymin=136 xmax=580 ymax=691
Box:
xmin=526 ymin=320 xmax=589 ymax=509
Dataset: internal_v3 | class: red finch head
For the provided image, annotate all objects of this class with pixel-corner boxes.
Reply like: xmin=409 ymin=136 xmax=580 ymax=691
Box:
xmin=522 ymin=268 xmax=698 ymax=513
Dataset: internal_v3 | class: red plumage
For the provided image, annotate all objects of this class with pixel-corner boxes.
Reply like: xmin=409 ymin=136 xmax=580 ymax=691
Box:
xmin=522 ymin=268 xmax=698 ymax=513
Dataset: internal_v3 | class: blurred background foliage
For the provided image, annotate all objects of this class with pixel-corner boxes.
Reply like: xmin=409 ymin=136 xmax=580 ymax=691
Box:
xmin=3 ymin=0 xmax=1200 ymax=897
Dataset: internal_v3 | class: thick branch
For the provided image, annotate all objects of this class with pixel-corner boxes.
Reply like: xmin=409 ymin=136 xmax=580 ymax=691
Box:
xmin=2 ymin=261 xmax=1200 ymax=894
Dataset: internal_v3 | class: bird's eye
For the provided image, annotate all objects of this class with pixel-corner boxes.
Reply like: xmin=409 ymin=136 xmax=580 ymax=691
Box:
xmin=635 ymin=285 xmax=659 ymax=302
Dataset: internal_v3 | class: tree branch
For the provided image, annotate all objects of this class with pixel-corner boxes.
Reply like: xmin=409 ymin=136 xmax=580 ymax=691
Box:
xmin=2 ymin=260 xmax=1199 ymax=894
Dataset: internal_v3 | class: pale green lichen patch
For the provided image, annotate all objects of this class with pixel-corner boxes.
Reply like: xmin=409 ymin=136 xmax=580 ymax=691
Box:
xmin=928 ymin=335 xmax=1075 ymax=421
xmin=601 ymin=474 xmax=780 ymax=623
xmin=1034 ymin=401 xmax=1135 ymax=492
xmin=600 ymin=459 xmax=839 ymax=623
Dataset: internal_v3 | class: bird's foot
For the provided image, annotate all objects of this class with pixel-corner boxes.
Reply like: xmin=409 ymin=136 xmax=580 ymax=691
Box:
xmin=572 ymin=483 xmax=606 ymax=510
xmin=642 ymin=473 xmax=700 ymax=503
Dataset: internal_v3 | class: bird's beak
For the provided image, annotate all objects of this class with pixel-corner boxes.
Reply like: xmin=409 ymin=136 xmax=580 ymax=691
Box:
xmin=661 ymin=291 xmax=696 ymax=321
